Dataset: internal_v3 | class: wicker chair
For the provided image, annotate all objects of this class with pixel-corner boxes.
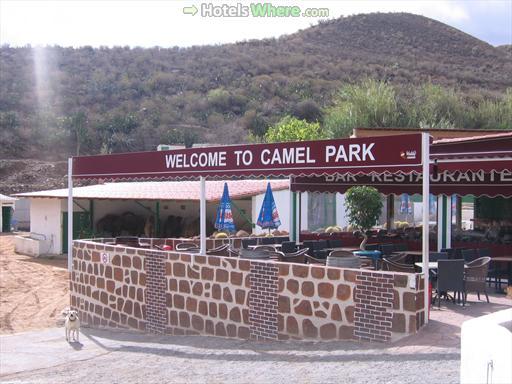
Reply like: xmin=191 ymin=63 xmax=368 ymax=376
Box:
xmin=175 ymin=242 xmax=200 ymax=252
xmin=328 ymin=250 xmax=354 ymax=258
xmin=359 ymin=257 xmax=375 ymax=269
xmin=281 ymin=241 xmax=298 ymax=254
xmin=464 ymin=257 xmax=491 ymax=303
xmin=261 ymin=237 xmax=276 ymax=245
xmin=227 ymin=246 xmax=240 ymax=257
xmin=381 ymin=258 xmax=415 ymax=273
xmin=305 ymin=255 xmax=326 ymax=265
xmin=265 ymin=251 xmax=282 ymax=261
xmin=379 ymin=243 xmax=395 ymax=256
xmin=393 ymin=243 xmax=408 ymax=253
xmin=241 ymin=238 xmax=257 ymax=249
xmin=206 ymin=244 xmax=230 ymax=257
xmin=461 ymin=249 xmax=479 ymax=263
xmin=253 ymin=245 xmax=276 ymax=253
xmin=328 ymin=239 xmax=342 ymax=248
xmin=385 ymin=253 xmax=409 ymax=264
xmin=239 ymin=248 xmax=270 ymax=260
xmin=279 ymin=249 xmax=308 ymax=263
xmin=115 ymin=236 xmax=141 ymax=248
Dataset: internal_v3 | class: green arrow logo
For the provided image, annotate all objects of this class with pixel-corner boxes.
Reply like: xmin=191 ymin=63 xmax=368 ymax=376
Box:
xmin=183 ymin=5 xmax=198 ymax=16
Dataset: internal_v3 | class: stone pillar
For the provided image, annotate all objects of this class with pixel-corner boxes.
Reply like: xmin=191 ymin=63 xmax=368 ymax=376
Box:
xmin=249 ymin=261 xmax=279 ymax=340
xmin=145 ymin=251 xmax=167 ymax=334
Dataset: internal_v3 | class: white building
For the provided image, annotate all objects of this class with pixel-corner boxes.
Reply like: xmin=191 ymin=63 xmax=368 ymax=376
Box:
xmin=0 ymin=193 xmax=17 ymax=232
xmin=14 ymin=180 xmax=350 ymax=256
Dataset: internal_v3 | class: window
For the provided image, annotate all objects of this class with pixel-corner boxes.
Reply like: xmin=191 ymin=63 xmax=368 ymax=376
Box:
xmin=307 ymin=193 xmax=336 ymax=231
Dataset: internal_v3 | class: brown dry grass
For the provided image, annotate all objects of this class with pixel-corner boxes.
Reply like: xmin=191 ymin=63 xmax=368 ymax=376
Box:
xmin=0 ymin=234 xmax=69 ymax=333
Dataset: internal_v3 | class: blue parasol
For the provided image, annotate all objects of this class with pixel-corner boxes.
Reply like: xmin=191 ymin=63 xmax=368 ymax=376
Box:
xmin=257 ymin=182 xmax=281 ymax=232
xmin=400 ymin=194 xmax=412 ymax=214
xmin=215 ymin=183 xmax=236 ymax=233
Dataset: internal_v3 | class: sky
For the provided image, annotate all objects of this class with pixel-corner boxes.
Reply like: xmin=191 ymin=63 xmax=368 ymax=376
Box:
xmin=0 ymin=0 xmax=511 ymax=48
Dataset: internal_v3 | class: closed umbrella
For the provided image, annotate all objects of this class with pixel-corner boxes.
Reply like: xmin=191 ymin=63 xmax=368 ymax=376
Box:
xmin=257 ymin=182 xmax=281 ymax=233
xmin=214 ymin=182 xmax=236 ymax=233
xmin=400 ymin=194 xmax=412 ymax=214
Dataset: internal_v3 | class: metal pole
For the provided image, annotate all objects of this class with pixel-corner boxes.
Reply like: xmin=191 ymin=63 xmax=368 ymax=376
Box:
xmin=421 ymin=133 xmax=430 ymax=323
xmin=296 ymin=192 xmax=301 ymax=244
xmin=200 ymin=176 xmax=206 ymax=254
xmin=67 ymin=158 xmax=73 ymax=272
xmin=289 ymin=177 xmax=295 ymax=242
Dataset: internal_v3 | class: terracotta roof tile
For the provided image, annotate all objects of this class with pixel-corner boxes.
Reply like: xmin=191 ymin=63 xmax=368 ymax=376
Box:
xmin=15 ymin=180 xmax=289 ymax=201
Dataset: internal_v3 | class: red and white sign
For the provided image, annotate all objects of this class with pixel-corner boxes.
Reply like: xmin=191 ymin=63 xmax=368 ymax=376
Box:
xmin=292 ymin=170 xmax=512 ymax=197
xmin=72 ymin=134 xmax=422 ymax=180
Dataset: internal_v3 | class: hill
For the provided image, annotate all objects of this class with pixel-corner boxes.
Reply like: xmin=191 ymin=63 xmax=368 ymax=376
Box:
xmin=0 ymin=13 xmax=511 ymax=190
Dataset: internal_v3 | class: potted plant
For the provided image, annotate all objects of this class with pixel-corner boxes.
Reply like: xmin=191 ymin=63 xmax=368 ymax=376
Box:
xmin=345 ymin=186 xmax=383 ymax=250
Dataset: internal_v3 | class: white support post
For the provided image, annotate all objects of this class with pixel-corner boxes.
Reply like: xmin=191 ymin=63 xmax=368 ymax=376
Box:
xmin=67 ymin=158 xmax=73 ymax=272
xmin=199 ymin=176 xmax=206 ymax=255
xmin=295 ymin=192 xmax=301 ymax=244
xmin=421 ymin=133 xmax=430 ymax=323
xmin=289 ymin=177 xmax=294 ymax=242
xmin=437 ymin=195 xmax=452 ymax=251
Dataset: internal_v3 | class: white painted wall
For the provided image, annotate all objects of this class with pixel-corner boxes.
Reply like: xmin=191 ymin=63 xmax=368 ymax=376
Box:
xmin=336 ymin=193 xmax=348 ymax=229
xmin=252 ymin=189 xmax=290 ymax=234
xmin=460 ymin=308 xmax=512 ymax=384
xmin=13 ymin=198 xmax=30 ymax=230
xmin=14 ymin=235 xmax=51 ymax=257
xmin=300 ymin=192 xmax=308 ymax=231
xmin=30 ymin=198 xmax=62 ymax=254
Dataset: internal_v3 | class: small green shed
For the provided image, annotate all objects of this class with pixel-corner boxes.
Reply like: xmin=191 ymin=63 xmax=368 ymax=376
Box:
xmin=0 ymin=193 xmax=17 ymax=233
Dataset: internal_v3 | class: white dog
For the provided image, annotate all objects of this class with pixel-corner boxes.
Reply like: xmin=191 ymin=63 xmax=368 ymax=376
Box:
xmin=64 ymin=309 xmax=80 ymax=342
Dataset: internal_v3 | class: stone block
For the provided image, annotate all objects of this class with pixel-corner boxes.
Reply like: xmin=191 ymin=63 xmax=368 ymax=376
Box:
xmin=278 ymin=295 xmax=290 ymax=313
xmin=302 ymin=281 xmax=315 ymax=297
xmin=336 ymin=284 xmax=351 ymax=301
xmin=302 ymin=319 xmax=318 ymax=338
xmin=286 ymin=279 xmax=299 ymax=294
xmin=294 ymin=300 xmax=312 ymax=316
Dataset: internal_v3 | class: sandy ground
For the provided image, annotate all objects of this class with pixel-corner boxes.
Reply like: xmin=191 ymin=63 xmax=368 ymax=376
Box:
xmin=0 ymin=234 xmax=69 ymax=334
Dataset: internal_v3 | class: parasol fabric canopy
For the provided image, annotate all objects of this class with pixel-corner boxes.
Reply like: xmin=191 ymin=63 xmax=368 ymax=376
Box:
xmin=214 ymin=183 xmax=236 ymax=233
xmin=256 ymin=183 xmax=281 ymax=230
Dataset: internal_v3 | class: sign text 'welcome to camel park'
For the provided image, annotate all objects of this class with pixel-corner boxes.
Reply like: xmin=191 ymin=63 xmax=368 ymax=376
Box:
xmin=72 ymin=134 xmax=422 ymax=180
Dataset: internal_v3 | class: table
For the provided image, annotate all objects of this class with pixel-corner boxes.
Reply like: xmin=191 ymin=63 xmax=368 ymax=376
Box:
xmin=405 ymin=251 xmax=424 ymax=263
xmin=490 ymin=257 xmax=512 ymax=286
xmin=415 ymin=262 xmax=438 ymax=270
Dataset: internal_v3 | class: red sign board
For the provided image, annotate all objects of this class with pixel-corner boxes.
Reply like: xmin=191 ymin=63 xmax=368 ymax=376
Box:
xmin=72 ymin=134 xmax=422 ymax=180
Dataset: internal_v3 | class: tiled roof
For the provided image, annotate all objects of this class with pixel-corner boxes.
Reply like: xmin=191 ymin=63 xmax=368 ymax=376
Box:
xmin=14 ymin=180 xmax=289 ymax=202
xmin=0 ymin=193 xmax=17 ymax=202
xmin=433 ymin=131 xmax=512 ymax=144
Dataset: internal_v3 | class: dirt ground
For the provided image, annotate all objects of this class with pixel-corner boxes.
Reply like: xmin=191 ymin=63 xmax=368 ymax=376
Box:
xmin=0 ymin=234 xmax=69 ymax=334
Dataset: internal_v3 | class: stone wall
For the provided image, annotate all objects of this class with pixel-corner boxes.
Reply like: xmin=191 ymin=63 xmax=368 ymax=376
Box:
xmin=71 ymin=240 xmax=425 ymax=342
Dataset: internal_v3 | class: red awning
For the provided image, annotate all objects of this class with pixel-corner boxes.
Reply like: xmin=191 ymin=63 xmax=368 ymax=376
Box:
xmin=72 ymin=134 xmax=422 ymax=180
xmin=292 ymin=132 xmax=512 ymax=197
xmin=431 ymin=132 xmax=512 ymax=174
xmin=291 ymin=171 xmax=512 ymax=197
